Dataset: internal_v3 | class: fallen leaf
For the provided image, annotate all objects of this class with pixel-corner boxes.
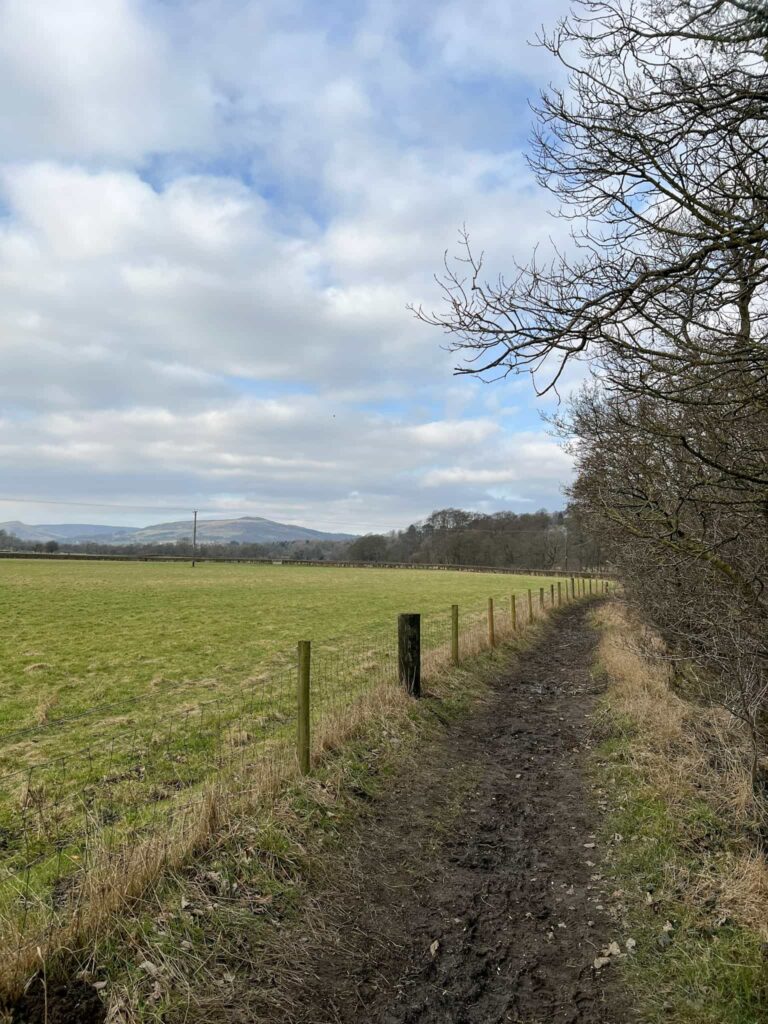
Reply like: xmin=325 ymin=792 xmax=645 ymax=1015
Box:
xmin=429 ymin=940 xmax=439 ymax=957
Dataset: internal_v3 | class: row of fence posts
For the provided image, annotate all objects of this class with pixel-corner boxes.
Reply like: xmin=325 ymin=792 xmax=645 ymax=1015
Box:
xmin=294 ymin=577 xmax=610 ymax=774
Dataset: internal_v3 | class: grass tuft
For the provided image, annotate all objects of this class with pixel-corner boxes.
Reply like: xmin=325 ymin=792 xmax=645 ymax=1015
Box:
xmin=591 ymin=601 xmax=768 ymax=1024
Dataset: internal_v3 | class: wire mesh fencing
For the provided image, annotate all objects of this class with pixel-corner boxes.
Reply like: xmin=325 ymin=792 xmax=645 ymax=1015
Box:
xmin=0 ymin=575 xmax=607 ymax=994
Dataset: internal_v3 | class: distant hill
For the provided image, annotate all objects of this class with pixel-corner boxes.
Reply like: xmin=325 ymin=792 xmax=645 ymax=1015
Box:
xmin=0 ymin=517 xmax=355 ymax=546
xmin=125 ymin=516 xmax=355 ymax=545
xmin=0 ymin=521 xmax=132 ymax=543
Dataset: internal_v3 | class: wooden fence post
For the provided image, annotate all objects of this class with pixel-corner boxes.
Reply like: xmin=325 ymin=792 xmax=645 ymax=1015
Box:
xmin=528 ymin=588 xmax=534 ymax=620
xmin=539 ymin=587 xmax=544 ymax=610
xmin=398 ymin=613 xmax=421 ymax=697
xmin=557 ymin=581 xmax=562 ymax=606
xmin=550 ymin=583 xmax=555 ymax=606
xmin=297 ymin=640 xmax=311 ymax=775
xmin=589 ymin=578 xmax=593 ymax=595
xmin=571 ymin=576 xmax=576 ymax=600
xmin=488 ymin=597 xmax=496 ymax=647
xmin=451 ymin=604 xmax=459 ymax=666
xmin=510 ymin=593 xmax=517 ymax=631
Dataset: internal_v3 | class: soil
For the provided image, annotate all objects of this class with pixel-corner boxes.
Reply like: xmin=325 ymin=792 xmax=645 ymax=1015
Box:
xmin=7 ymin=979 xmax=106 ymax=1024
xmin=248 ymin=600 xmax=634 ymax=1024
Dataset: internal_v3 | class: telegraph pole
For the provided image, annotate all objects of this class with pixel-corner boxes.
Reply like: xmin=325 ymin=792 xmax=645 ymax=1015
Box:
xmin=192 ymin=509 xmax=198 ymax=567
xmin=563 ymin=525 xmax=569 ymax=572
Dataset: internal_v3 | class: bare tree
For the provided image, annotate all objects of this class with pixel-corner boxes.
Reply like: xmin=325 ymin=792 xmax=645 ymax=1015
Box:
xmin=417 ymin=0 xmax=768 ymax=787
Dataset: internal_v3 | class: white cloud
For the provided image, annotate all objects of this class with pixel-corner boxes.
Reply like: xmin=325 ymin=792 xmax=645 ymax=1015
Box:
xmin=0 ymin=0 xmax=578 ymax=533
xmin=429 ymin=0 xmax=570 ymax=79
xmin=403 ymin=419 xmax=500 ymax=448
xmin=0 ymin=0 xmax=215 ymax=161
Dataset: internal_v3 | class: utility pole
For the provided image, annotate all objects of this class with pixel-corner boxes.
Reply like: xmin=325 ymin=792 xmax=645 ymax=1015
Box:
xmin=563 ymin=525 xmax=569 ymax=572
xmin=192 ymin=509 xmax=198 ymax=567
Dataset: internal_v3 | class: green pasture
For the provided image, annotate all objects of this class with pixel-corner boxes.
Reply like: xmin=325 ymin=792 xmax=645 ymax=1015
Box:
xmin=1 ymin=559 xmax=568 ymax=748
xmin=0 ymin=559 xmax=571 ymax=934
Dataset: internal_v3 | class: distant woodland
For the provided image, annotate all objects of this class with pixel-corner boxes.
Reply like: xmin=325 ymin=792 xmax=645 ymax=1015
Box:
xmin=0 ymin=507 xmax=602 ymax=570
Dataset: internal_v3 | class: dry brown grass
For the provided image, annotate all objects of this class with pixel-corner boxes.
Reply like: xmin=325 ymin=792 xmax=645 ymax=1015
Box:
xmin=594 ymin=600 xmax=768 ymax=941
xmin=34 ymin=690 xmax=59 ymax=725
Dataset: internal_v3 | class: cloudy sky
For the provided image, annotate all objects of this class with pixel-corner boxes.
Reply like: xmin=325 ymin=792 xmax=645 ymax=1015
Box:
xmin=0 ymin=0 xmax=577 ymax=534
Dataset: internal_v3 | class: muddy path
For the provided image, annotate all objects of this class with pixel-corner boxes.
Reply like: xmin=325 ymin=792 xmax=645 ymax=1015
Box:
xmin=248 ymin=600 xmax=633 ymax=1024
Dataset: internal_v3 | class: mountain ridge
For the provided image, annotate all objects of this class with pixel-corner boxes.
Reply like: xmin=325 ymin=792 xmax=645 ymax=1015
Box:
xmin=0 ymin=516 xmax=355 ymax=545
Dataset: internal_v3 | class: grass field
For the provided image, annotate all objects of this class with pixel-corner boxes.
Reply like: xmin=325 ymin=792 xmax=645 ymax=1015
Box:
xmin=0 ymin=558 xmax=574 ymax=986
xmin=1 ymin=559 xmax=567 ymax=747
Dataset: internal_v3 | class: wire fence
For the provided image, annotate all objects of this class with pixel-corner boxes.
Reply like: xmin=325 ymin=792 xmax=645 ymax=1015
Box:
xmin=0 ymin=574 xmax=607 ymax=995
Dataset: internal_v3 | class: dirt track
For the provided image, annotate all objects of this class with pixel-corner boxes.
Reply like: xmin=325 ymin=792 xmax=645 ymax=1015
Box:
xmin=252 ymin=601 xmax=633 ymax=1024
xmin=9 ymin=602 xmax=631 ymax=1024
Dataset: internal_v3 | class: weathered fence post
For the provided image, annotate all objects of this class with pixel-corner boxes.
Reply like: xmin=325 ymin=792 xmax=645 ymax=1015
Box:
xmin=488 ymin=597 xmax=496 ymax=647
xmin=528 ymin=588 xmax=534 ymax=620
xmin=557 ymin=581 xmax=562 ymax=606
xmin=398 ymin=613 xmax=421 ymax=697
xmin=510 ymin=593 xmax=517 ymax=631
xmin=550 ymin=583 xmax=555 ymax=606
xmin=451 ymin=604 xmax=459 ymax=666
xmin=589 ymin=578 xmax=593 ymax=595
xmin=539 ymin=587 xmax=544 ymax=610
xmin=297 ymin=640 xmax=311 ymax=775
xmin=571 ymin=576 xmax=576 ymax=600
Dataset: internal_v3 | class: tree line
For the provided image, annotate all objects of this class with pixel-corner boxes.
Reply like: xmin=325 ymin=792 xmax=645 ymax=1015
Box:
xmin=346 ymin=508 xmax=600 ymax=568
xmin=0 ymin=507 xmax=602 ymax=570
xmin=0 ymin=529 xmax=343 ymax=562
xmin=424 ymin=1 xmax=768 ymax=791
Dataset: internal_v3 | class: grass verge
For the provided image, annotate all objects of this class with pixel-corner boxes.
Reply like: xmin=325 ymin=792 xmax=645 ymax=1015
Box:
xmin=591 ymin=601 xmax=768 ymax=1024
